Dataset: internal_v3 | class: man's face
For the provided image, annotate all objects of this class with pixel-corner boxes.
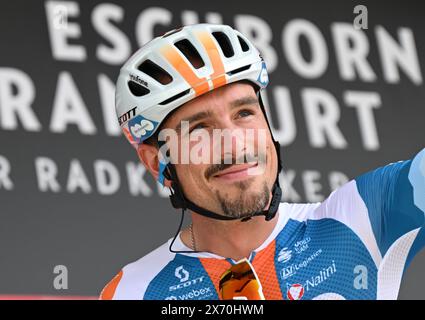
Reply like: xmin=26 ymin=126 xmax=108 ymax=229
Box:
xmin=159 ymin=82 xmax=278 ymax=219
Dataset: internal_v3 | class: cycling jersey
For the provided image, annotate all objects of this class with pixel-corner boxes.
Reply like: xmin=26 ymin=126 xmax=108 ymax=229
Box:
xmin=100 ymin=148 xmax=425 ymax=300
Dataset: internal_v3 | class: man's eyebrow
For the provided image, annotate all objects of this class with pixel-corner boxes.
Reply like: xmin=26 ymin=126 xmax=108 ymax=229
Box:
xmin=175 ymin=110 xmax=213 ymax=132
xmin=174 ymin=96 xmax=259 ymax=132
xmin=229 ymin=96 xmax=259 ymax=109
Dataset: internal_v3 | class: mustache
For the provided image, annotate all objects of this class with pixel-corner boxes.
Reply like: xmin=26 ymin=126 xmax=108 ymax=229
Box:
xmin=204 ymin=153 xmax=266 ymax=180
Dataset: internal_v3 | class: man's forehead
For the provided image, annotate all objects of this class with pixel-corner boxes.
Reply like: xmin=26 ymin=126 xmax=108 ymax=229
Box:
xmin=165 ymin=82 xmax=258 ymax=126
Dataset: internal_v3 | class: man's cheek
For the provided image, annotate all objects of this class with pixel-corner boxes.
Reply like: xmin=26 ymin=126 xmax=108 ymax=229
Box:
xmin=186 ymin=165 xmax=207 ymax=187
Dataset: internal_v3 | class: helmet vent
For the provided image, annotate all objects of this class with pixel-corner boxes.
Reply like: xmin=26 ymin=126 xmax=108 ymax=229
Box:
xmin=227 ymin=64 xmax=251 ymax=76
xmin=174 ymin=39 xmax=205 ymax=69
xmin=159 ymin=89 xmax=191 ymax=105
xmin=238 ymin=36 xmax=249 ymax=52
xmin=128 ymin=81 xmax=150 ymax=97
xmin=138 ymin=60 xmax=173 ymax=85
xmin=212 ymin=32 xmax=234 ymax=58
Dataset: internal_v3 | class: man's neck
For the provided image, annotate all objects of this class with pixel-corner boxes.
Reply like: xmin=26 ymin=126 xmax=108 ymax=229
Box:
xmin=182 ymin=210 xmax=280 ymax=261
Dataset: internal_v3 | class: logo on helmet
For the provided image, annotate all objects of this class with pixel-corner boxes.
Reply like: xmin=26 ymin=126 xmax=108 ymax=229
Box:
xmin=129 ymin=74 xmax=148 ymax=87
xmin=118 ymin=106 xmax=137 ymax=126
xmin=128 ymin=115 xmax=158 ymax=143
xmin=257 ymin=62 xmax=269 ymax=86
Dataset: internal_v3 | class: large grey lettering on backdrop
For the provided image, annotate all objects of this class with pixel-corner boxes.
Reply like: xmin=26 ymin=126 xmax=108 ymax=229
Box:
xmin=0 ymin=0 xmax=424 ymax=298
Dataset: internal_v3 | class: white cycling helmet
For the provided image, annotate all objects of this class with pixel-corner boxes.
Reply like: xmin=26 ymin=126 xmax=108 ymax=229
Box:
xmin=115 ymin=23 xmax=282 ymax=227
xmin=115 ymin=23 xmax=269 ymax=148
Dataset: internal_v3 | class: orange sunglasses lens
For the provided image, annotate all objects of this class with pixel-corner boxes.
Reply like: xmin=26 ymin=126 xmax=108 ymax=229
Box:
xmin=219 ymin=258 xmax=265 ymax=300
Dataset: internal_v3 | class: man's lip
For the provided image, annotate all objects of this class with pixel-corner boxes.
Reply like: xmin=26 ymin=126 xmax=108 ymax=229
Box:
xmin=212 ymin=162 xmax=258 ymax=178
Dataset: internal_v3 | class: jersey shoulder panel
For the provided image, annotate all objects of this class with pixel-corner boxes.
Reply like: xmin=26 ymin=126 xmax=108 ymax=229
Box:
xmin=278 ymin=202 xmax=321 ymax=223
xmin=100 ymin=241 xmax=175 ymax=300
xmin=280 ymin=181 xmax=383 ymax=267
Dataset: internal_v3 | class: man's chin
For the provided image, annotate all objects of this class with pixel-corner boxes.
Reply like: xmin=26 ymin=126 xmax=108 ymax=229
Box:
xmin=214 ymin=181 xmax=270 ymax=219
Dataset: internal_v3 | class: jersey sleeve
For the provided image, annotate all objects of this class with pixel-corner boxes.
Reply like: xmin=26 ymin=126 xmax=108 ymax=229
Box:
xmin=355 ymin=148 xmax=425 ymax=266
xmin=99 ymin=270 xmax=123 ymax=300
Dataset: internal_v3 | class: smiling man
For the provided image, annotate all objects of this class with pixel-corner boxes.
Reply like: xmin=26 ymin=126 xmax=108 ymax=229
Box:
xmin=100 ymin=24 xmax=425 ymax=300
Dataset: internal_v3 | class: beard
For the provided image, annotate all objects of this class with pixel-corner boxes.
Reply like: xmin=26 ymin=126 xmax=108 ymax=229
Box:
xmin=215 ymin=180 xmax=270 ymax=219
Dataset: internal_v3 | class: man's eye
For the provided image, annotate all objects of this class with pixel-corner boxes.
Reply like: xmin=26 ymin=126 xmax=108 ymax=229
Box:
xmin=189 ymin=123 xmax=206 ymax=132
xmin=238 ymin=109 xmax=254 ymax=118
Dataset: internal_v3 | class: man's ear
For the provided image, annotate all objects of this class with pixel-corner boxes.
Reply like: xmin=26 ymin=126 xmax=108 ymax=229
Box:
xmin=137 ymin=144 xmax=172 ymax=188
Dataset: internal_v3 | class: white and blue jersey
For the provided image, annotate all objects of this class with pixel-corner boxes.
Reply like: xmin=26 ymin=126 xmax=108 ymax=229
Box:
xmin=101 ymin=148 xmax=425 ymax=300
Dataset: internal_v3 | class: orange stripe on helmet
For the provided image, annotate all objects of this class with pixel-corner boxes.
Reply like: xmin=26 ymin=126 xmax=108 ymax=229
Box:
xmin=160 ymin=45 xmax=210 ymax=97
xmin=195 ymin=31 xmax=227 ymax=89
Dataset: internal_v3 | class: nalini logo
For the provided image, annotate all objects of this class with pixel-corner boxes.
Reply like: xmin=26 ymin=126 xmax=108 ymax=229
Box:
xmin=304 ymin=260 xmax=337 ymax=291
xmin=175 ymin=266 xmax=190 ymax=282
xmin=287 ymin=283 xmax=304 ymax=300
xmin=285 ymin=260 xmax=337 ymax=298
xmin=277 ymin=247 xmax=292 ymax=263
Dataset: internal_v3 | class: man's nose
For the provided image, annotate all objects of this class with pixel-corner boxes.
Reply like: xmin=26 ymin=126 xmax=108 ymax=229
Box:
xmin=219 ymin=125 xmax=247 ymax=161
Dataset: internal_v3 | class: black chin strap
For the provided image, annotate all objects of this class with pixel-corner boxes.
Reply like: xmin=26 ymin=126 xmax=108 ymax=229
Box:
xmin=166 ymin=160 xmax=282 ymax=222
